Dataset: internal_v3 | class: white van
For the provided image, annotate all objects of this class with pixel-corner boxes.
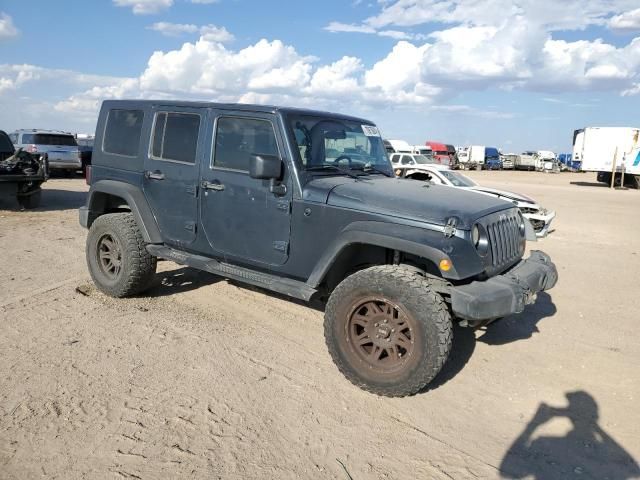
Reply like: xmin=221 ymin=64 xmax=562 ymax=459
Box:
xmin=573 ymin=127 xmax=640 ymax=186
xmin=385 ymin=139 xmax=413 ymax=154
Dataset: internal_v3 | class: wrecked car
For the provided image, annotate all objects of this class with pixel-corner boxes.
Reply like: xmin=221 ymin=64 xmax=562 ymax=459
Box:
xmin=394 ymin=164 xmax=556 ymax=238
xmin=0 ymin=129 xmax=48 ymax=209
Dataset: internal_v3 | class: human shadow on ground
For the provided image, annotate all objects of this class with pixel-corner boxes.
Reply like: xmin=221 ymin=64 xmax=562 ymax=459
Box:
xmin=500 ymin=391 xmax=640 ymax=479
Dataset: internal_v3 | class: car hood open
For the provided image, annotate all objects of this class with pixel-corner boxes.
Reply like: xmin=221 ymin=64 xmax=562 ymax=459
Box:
xmin=308 ymin=176 xmax=514 ymax=230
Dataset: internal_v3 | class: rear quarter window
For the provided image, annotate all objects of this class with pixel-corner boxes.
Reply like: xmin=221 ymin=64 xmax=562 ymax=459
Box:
xmin=103 ymin=109 xmax=144 ymax=157
xmin=151 ymin=112 xmax=200 ymax=163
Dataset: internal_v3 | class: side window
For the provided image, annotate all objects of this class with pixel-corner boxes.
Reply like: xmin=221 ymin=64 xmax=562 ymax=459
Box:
xmin=213 ymin=117 xmax=278 ymax=171
xmin=103 ymin=109 xmax=144 ymax=157
xmin=390 ymin=154 xmax=400 ymax=164
xmin=401 ymin=155 xmax=413 ymax=165
xmin=21 ymin=134 xmax=34 ymax=144
xmin=151 ymin=112 xmax=200 ymax=163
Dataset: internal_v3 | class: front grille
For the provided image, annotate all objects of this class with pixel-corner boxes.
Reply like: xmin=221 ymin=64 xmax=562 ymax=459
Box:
xmin=486 ymin=213 xmax=522 ymax=267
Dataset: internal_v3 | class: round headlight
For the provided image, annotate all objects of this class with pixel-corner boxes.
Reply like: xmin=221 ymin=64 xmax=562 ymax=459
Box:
xmin=472 ymin=223 xmax=490 ymax=257
xmin=472 ymin=224 xmax=480 ymax=246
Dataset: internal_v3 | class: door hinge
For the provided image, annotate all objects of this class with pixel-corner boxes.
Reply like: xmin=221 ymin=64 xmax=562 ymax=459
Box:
xmin=184 ymin=221 xmax=196 ymax=232
xmin=276 ymin=201 xmax=290 ymax=212
xmin=273 ymin=241 xmax=288 ymax=253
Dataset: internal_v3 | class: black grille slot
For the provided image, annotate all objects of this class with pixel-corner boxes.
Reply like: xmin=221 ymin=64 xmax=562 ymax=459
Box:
xmin=486 ymin=214 xmax=521 ymax=267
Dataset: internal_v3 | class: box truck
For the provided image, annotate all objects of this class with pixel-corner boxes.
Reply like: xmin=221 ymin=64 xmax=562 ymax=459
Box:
xmin=573 ymin=127 xmax=640 ymax=187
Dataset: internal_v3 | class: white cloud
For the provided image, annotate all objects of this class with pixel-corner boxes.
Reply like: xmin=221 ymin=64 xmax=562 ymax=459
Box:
xmin=622 ymin=82 xmax=640 ymax=96
xmin=113 ymin=0 xmax=173 ymax=15
xmin=609 ymin=8 xmax=640 ymax=32
xmin=0 ymin=12 xmax=19 ymax=40
xmin=325 ymin=22 xmax=376 ymax=34
xmin=148 ymin=22 xmax=198 ymax=36
xmin=147 ymin=22 xmax=234 ymax=42
xmin=199 ymin=25 xmax=234 ymax=42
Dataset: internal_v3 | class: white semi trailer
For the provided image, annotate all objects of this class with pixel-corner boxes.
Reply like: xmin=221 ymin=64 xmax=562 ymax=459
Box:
xmin=572 ymin=127 xmax=640 ymax=187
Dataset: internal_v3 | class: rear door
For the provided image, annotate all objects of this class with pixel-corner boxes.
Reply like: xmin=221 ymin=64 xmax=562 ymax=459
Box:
xmin=142 ymin=106 xmax=205 ymax=246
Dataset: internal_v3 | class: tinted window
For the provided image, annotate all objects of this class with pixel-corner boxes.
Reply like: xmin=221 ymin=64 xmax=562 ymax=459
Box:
xmin=151 ymin=112 xmax=200 ymax=163
xmin=21 ymin=134 xmax=34 ymax=144
xmin=31 ymin=134 xmax=77 ymax=146
xmin=214 ymin=117 xmax=278 ymax=171
xmin=103 ymin=109 xmax=144 ymax=157
xmin=401 ymin=155 xmax=413 ymax=165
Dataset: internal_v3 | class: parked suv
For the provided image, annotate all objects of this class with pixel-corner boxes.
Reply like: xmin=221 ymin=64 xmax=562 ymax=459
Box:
xmin=11 ymin=129 xmax=81 ymax=172
xmin=79 ymin=100 xmax=557 ymax=397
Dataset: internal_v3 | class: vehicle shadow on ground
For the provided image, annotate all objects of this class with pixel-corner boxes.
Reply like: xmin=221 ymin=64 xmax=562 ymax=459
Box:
xmin=476 ymin=291 xmax=556 ymax=345
xmin=570 ymin=181 xmax=608 ymax=188
xmin=0 ymin=189 xmax=86 ymax=212
xmin=146 ymin=266 xmax=223 ymax=297
xmin=499 ymin=391 xmax=640 ymax=479
xmin=428 ymin=292 xmax=556 ymax=391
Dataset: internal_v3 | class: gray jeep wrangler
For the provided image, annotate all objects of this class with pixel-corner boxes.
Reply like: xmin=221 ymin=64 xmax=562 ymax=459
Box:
xmin=80 ymin=100 xmax=557 ymax=397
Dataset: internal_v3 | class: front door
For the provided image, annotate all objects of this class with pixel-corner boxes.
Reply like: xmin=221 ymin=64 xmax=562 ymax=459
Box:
xmin=199 ymin=113 xmax=292 ymax=266
xmin=143 ymin=106 xmax=205 ymax=246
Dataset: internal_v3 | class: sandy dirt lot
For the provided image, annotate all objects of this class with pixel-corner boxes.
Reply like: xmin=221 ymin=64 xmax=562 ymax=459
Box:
xmin=1 ymin=172 xmax=639 ymax=479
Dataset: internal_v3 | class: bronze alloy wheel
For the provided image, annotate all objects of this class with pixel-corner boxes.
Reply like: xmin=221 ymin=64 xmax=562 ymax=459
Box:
xmin=346 ymin=296 xmax=417 ymax=374
xmin=97 ymin=233 xmax=123 ymax=280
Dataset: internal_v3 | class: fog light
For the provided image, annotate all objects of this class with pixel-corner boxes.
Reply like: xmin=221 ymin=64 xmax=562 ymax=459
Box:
xmin=439 ymin=259 xmax=452 ymax=272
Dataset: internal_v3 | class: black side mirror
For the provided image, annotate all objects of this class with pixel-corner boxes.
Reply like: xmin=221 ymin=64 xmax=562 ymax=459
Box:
xmin=249 ymin=154 xmax=282 ymax=180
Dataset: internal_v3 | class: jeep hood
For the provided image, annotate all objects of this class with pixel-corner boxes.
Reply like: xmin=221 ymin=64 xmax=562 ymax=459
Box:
xmin=309 ymin=176 xmax=514 ymax=230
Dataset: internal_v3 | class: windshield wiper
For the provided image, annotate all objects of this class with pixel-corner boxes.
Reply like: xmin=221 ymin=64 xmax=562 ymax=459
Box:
xmin=353 ymin=162 xmax=393 ymax=177
xmin=305 ymin=165 xmax=361 ymax=179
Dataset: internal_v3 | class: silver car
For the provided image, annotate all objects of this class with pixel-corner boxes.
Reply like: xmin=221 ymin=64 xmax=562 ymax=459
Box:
xmin=10 ymin=129 xmax=81 ymax=172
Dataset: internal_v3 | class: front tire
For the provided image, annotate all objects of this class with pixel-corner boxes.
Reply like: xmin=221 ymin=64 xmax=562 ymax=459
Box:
xmin=324 ymin=266 xmax=452 ymax=397
xmin=86 ymin=213 xmax=157 ymax=297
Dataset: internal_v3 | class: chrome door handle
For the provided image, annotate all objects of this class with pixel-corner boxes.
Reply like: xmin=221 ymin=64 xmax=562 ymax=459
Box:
xmin=145 ymin=170 xmax=165 ymax=180
xmin=202 ymin=181 xmax=225 ymax=191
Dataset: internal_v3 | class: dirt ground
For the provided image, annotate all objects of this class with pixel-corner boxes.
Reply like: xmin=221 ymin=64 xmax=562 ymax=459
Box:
xmin=1 ymin=171 xmax=639 ymax=480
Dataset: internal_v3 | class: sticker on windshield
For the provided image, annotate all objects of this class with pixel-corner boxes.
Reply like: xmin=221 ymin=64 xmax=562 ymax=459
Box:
xmin=362 ymin=125 xmax=380 ymax=137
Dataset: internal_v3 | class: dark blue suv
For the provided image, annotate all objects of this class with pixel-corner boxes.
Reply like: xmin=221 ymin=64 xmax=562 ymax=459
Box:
xmin=79 ymin=100 xmax=557 ymax=396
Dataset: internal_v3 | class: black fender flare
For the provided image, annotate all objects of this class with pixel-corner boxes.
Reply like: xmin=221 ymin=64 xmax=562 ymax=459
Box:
xmin=306 ymin=221 xmax=477 ymax=287
xmin=85 ymin=180 xmax=162 ymax=243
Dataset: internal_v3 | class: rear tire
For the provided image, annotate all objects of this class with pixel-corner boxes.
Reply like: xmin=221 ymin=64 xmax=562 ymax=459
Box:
xmin=86 ymin=212 xmax=157 ymax=297
xmin=324 ymin=266 xmax=452 ymax=397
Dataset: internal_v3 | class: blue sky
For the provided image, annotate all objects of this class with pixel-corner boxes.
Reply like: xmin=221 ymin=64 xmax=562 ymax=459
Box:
xmin=1 ymin=0 xmax=640 ymax=153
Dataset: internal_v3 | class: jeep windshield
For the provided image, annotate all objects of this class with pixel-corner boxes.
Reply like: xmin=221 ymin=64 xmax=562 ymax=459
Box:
xmin=287 ymin=114 xmax=393 ymax=177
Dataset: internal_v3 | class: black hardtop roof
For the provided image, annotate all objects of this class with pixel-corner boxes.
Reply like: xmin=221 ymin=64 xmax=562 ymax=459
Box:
xmin=102 ymin=100 xmax=375 ymax=125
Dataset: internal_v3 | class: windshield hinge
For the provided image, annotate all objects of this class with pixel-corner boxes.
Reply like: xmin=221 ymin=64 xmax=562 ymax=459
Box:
xmin=443 ymin=217 xmax=458 ymax=238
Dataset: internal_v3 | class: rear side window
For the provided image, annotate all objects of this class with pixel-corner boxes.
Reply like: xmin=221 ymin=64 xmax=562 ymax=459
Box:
xmin=213 ymin=117 xmax=278 ymax=171
xmin=21 ymin=134 xmax=34 ymax=144
xmin=103 ymin=109 xmax=144 ymax=157
xmin=151 ymin=112 xmax=201 ymax=163
xmin=31 ymin=134 xmax=77 ymax=146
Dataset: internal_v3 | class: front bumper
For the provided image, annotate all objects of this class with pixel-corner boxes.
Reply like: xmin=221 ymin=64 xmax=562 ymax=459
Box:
xmin=450 ymin=251 xmax=557 ymax=322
